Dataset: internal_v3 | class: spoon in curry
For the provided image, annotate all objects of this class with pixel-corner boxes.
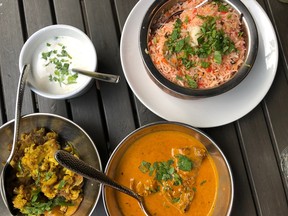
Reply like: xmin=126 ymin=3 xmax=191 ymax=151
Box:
xmin=55 ymin=150 xmax=152 ymax=216
xmin=0 ymin=64 xmax=30 ymax=215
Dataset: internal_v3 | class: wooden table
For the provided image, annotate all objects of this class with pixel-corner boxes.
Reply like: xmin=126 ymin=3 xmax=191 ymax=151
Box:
xmin=0 ymin=0 xmax=287 ymax=215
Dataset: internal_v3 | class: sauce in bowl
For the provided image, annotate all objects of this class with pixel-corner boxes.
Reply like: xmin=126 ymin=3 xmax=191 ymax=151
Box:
xmin=106 ymin=130 xmax=219 ymax=216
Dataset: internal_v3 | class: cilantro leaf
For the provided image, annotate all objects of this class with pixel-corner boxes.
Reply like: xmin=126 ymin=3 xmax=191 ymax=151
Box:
xmin=214 ymin=51 xmax=222 ymax=64
xmin=176 ymin=154 xmax=193 ymax=171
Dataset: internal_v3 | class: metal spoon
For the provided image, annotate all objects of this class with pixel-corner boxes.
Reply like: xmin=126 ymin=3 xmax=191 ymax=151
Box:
xmin=0 ymin=64 xmax=30 ymax=215
xmin=159 ymin=0 xmax=211 ymax=27
xmin=54 ymin=150 xmax=152 ymax=216
xmin=72 ymin=68 xmax=120 ymax=83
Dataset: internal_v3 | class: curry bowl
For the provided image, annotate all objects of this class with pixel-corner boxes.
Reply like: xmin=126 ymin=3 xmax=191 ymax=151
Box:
xmin=19 ymin=24 xmax=97 ymax=99
xmin=103 ymin=122 xmax=233 ymax=216
xmin=139 ymin=0 xmax=258 ymax=98
xmin=0 ymin=113 xmax=102 ymax=216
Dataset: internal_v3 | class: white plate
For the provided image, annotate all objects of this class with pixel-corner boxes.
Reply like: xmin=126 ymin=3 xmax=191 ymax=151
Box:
xmin=120 ymin=0 xmax=278 ymax=128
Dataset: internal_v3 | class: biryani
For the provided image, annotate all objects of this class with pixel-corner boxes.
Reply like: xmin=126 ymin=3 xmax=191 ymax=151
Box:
xmin=10 ymin=128 xmax=83 ymax=216
xmin=148 ymin=0 xmax=246 ymax=89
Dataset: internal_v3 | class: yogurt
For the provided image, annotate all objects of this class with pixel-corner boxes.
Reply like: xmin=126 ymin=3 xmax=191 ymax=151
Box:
xmin=31 ymin=36 xmax=92 ymax=95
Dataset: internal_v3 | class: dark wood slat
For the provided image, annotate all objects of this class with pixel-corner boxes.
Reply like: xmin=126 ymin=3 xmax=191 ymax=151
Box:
xmin=238 ymin=105 xmax=288 ymax=215
xmin=83 ymin=0 xmax=136 ymax=151
xmin=53 ymin=0 xmax=84 ymax=27
xmin=114 ymin=0 xmax=140 ymax=30
xmin=0 ymin=68 xmax=5 ymax=124
xmin=204 ymin=125 xmax=258 ymax=216
xmin=263 ymin=56 xmax=288 ymax=198
xmin=0 ymin=0 xmax=34 ymax=120
xmin=22 ymin=0 xmax=69 ymax=117
xmin=135 ymin=99 xmax=164 ymax=126
xmin=265 ymin=0 xmax=288 ymax=77
xmin=259 ymin=0 xmax=288 ymax=200
xmin=52 ymin=0 xmax=109 ymax=165
xmin=113 ymin=0 xmax=163 ymax=126
xmin=51 ymin=2 xmax=110 ymax=214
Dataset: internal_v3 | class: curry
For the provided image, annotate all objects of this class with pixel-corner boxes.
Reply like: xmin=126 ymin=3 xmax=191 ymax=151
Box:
xmin=10 ymin=128 xmax=83 ymax=216
xmin=113 ymin=130 xmax=218 ymax=216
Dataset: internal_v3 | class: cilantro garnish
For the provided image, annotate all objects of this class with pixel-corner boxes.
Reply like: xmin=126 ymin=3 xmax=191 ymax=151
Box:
xmin=138 ymin=154 xmax=195 ymax=185
xmin=42 ymin=40 xmax=78 ymax=86
xmin=176 ymin=154 xmax=193 ymax=171
xmin=58 ymin=179 xmax=66 ymax=189
xmin=185 ymin=75 xmax=198 ymax=89
xmin=139 ymin=161 xmax=152 ymax=174
xmin=22 ymin=195 xmax=73 ymax=215
xmin=163 ymin=13 xmax=237 ymax=71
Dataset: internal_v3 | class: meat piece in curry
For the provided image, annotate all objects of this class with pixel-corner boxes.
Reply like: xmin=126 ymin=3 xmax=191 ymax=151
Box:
xmin=10 ymin=128 xmax=83 ymax=216
xmin=131 ymin=146 xmax=207 ymax=213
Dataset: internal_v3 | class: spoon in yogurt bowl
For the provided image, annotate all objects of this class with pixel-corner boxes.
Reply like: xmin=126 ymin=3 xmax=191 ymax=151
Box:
xmin=72 ymin=68 xmax=120 ymax=83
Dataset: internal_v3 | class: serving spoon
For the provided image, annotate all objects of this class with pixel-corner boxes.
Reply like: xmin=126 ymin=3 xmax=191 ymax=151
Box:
xmin=72 ymin=68 xmax=120 ymax=83
xmin=54 ymin=150 xmax=152 ymax=216
xmin=0 ymin=64 xmax=30 ymax=215
xmin=158 ymin=0 xmax=211 ymax=27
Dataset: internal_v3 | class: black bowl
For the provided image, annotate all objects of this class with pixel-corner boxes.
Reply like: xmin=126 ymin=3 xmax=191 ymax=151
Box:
xmin=139 ymin=0 xmax=258 ymax=98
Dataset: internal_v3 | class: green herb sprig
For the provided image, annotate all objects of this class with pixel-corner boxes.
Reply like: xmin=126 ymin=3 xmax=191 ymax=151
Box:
xmin=41 ymin=40 xmax=78 ymax=86
xmin=138 ymin=154 xmax=194 ymax=186
xmin=22 ymin=190 xmax=73 ymax=215
xmin=196 ymin=15 xmax=237 ymax=64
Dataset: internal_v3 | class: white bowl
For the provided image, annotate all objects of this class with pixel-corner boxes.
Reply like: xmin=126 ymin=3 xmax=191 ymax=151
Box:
xmin=19 ymin=24 xmax=97 ymax=99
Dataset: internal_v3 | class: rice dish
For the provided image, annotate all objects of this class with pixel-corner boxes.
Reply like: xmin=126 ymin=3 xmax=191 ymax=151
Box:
xmin=148 ymin=0 xmax=246 ymax=89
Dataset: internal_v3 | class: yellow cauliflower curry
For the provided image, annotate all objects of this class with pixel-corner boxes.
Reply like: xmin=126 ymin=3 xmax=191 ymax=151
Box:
xmin=10 ymin=128 xmax=83 ymax=216
xmin=109 ymin=130 xmax=218 ymax=216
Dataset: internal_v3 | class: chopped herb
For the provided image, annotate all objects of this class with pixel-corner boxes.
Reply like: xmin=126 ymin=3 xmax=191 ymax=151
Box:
xmin=196 ymin=15 xmax=237 ymax=63
xmin=139 ymin=161 xmax=151 ymax=173
xmin=173 ymin=173 xmax=182 ymax=186
xmin=45 ymin=172 xmax=53 ymax=181
xmin=35 ymin=169 xmax=41 ymax=186
xmin=23 ymin=196 xmax=73 ymax=215
xmin=218 ymin=4 xmax=229 ymax=12
xmin=41 ymin=39 xmax=78 ymax=86
xmin=200 ymin=180 xmax=207 ymax=185
xmin=176 ymin=154 xmax=193 ymax=171
xmin=184 ymin=16 xmax=189 ymax=24
xmin=185 ymin=75 xmax=198 ymax=89
xmin=172 ymin=197 xmax=180 ymax=203
xmin=182 ymin=58 xmax=195 ymax=69
xmin=201 ymin=61 xmax=211 ymax=68
xmin=58 ymin=179 xmax=66 ymax=189
xmin=214 ymin=51 xmax=222 ymax=64
xmin=154 ymin=160 xmax=174 ymax=181
xmin=176 ymin=75 xmax=184 ymax=81
xmin=17 ymin=160 xmax=23 ymax=173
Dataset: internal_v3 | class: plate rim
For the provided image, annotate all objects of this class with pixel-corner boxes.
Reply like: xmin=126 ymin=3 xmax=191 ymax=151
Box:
xmin=120 ymin=0 xmax=279 ymax=128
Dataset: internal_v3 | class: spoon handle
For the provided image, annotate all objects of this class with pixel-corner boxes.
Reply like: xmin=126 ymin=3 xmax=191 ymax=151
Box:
xmin=72 ymin=68 xmax=120 ymax=83
xmin=54 ymin=150 xmax=140 ymax=201
xmin=7 ymin=64 xmax=30 ymax=163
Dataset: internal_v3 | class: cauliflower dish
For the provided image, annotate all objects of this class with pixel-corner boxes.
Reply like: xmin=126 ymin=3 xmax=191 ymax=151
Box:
xmin=10 ymin=128 xmax=83 ymax=216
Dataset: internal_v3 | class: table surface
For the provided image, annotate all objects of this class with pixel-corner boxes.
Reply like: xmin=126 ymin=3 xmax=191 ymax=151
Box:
xmin=0 ymin=0 xmax=287 ymax=215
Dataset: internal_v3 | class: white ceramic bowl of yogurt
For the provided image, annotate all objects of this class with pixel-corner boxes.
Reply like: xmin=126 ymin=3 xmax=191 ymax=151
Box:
xmin=19 ymin=24 xmax=97 ymax=99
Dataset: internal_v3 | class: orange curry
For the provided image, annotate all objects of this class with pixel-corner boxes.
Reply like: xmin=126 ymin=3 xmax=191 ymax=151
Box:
xmin=114 ymin=130 xmax=218 ymax=216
